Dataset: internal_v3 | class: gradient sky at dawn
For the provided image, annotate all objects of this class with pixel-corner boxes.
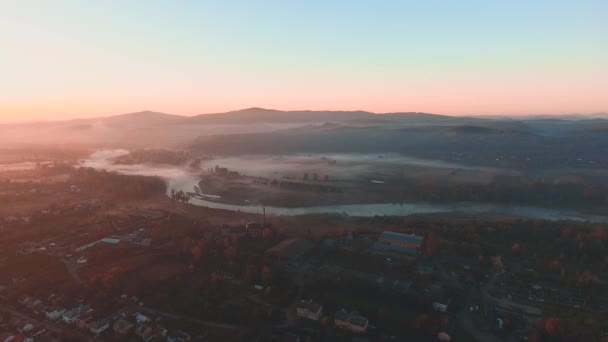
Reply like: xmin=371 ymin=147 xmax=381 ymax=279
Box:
xmin=1 ymin=0 xmax=607 ymax=121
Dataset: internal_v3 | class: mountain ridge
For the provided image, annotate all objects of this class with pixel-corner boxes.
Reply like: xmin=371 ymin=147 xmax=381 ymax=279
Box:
xmin=3 ymin=108 xmax=607 ymax=126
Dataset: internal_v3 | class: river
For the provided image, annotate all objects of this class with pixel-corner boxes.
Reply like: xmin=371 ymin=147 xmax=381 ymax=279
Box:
xmin=82 ymin=150 xmax=608 ymax=222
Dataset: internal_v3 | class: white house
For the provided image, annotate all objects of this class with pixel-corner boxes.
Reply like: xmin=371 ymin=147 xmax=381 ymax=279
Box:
xmin=89 ymin=320 xmax=110 ymax=335
xmin=433 ymin=302 xmax=449 ymax=313
xmin=100 ymin=237 xmax=120 ymax=244
xmin=135 ymin=313 xmax=150 ymax=324
xmin=44 ymin=307 xmax=66 ymax=320
xmin=335 ymin=310 xmax=369 ymax=334
xmin=63 ymin=305 xmax=89 ymax=324
xmin=17 ymin=323 xmax=34 ymax=333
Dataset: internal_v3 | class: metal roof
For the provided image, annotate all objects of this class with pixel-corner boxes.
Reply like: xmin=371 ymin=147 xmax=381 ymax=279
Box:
xmin=374 ymin=231 xmax=423 ymax=255
xmin=378 ymin=231 xmax=423 ymax=244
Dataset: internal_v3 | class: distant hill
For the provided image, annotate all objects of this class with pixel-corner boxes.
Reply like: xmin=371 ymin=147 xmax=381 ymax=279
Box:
xmin=186 ymin=107 xmax=375 ymax=124
xmin=187 ymin=123 xmax=608 ymax=169
xmin=1 ymin=107 xmax=606 ymax=156
xmin=72 ymin=110 xmax=185 ymax=127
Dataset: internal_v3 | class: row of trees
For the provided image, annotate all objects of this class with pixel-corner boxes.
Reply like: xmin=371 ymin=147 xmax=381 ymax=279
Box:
xmin=70 ymin=167 xmax=166 ymax=199
xmin=393 ymin=178 xmax=608 ymax=206
xmin=302 ymin=173 xmax=330 ymax=182
xmin=169 ymin=189 xmax=191 ymax=203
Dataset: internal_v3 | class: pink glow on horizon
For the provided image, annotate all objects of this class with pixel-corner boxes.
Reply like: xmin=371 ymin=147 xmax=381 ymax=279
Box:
xmin=2 ymin=76 xmax=606 ymax=121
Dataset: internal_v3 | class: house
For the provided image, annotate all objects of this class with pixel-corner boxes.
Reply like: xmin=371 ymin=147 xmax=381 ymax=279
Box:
xmin=492 ymin=256 xmax=503 ymax=270
xmin=154 ymin=326 xmax=168 ymax=338
xmin=138 ymin=209 xmax=166 ymax=220
xmin=438 ymin=332 xmax=452 ymax=342
xmin=220 ymin=225 xmax=247 ymax=238
xmin=10 ymin=334 xmax=32 ymax=342
xmin=0 ymin=333 xmax=14 ymax=342
xmin=417 ymin=262 xmax=435 ymax=275
xmin=135 ymin=324 xmax=155 ymax=341
xmin=374 ymin=231 xmax=424 ymax=256
xmin=44 ymin=307 xmax=65 ymax=320
xmin=113 ymin=319 xmax=134 ymax=335
xmin=166 ymin=330 xmax=191 ymax=342
xmin=21 ymin=297 xmax=42 ymax=309
xmin=28 ymin=327 xmax=46 ymax=337
xmin=62 ymin=305 xmax=89 ymax=324
xmin=296 ymin=300 xmax=323 ymax=321
xmin=17 ymin=323 xmax=34 ymax=333
xmin=89 ymin=319 xmax=110 ymax=334
xmin=433 ymin=302 xmax=449 ymax=313
xmin=334 ymin=310 xmax=369 ymax=334
xmin=75 ymin=315 xmax=94 ymax=328
xmin=265 ymin=238 xmax=314 ymax=265
xmin=428 ymin=284 xmax=450 ymax=313
xmin=77 ymin=256 xmax=88 ymax=264
xmin=245 ymin=223 xmax=263 ymax=238
xmin=99 ymin=237 xmax=120 ymax=244
xmin=135 ymin=313 xmax=150 ymax=323
xmin=76 ymin=240 xmax=99 ymax=252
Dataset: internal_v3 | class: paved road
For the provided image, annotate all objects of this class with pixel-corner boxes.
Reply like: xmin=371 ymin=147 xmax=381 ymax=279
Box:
xmin=62 ymin=257 xmax=84 ymax=285
xmin=483 ymin=273 xmax=542 ymax=317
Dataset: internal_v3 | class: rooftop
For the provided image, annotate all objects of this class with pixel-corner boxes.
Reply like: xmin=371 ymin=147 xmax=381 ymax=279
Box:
xmin=335 ymin=309 xmax=368 ymax=327
xmin=297 ymin=300 xmax=322 ymax=312
xmin=374 ymin=231 xmax=424 ymax=255
xmin=378 ymin=231 xmax=423 ymax=244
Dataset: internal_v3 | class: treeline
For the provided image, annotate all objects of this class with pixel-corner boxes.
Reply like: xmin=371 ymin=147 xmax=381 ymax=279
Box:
xmin=270 ymin=179 xmax=341 ymax=193
xmin=112 ymin=149 xmax=191 ymax=166
xmin=189 ymin=126 xmax=608 ymax=169
xmin=395 ymin=178 xmax=608 ymax=206
xmin=401 ymin=216 xmax=608 ymax=290
xmin=70 ymin=167 xmax=165 ymax=198
xmin=0 ymin=147 xmax=88 ymax=163
xmin=252 ymin=177 xmax=341 ymax=193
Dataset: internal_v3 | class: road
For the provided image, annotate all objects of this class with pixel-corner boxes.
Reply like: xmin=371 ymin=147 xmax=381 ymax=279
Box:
xmin=483 ymin=272 xmax=542 ymax=317
xmin=62 ymin=257 xmax=84 ymax=285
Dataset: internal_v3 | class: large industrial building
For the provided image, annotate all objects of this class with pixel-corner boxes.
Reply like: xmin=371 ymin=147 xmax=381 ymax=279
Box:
xmin=373 ymin=231 xmax=424 ymax=256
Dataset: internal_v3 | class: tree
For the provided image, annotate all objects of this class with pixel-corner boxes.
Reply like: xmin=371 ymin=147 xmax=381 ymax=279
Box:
xmin=182 ymin=237 xmax=194 ymax=256
xmin=243 ymin=264 xmax=256 ymax=284
xmin=191 ymin=245 xmax=203 ymax=263
xmin=261 ymin=265 xmax=272 ymax=285
xmin=102 ymin=267 xmax=125 ymax=290
xmin=512 ymin=242 xmax=521 ymax=254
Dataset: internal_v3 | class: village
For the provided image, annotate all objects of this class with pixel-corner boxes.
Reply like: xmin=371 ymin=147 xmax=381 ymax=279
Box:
xmin=1 ymin=160 xmax=608 ymax=341
xmin=0 ymin=201 xmax=450 ymax=341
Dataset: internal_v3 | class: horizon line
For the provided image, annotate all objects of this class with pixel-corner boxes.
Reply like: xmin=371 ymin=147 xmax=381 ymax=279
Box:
xmin=1 ymin=107 xmax=607 ymax=123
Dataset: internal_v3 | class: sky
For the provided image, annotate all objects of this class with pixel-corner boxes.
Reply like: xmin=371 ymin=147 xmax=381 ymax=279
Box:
xmin=1 ymin=0 xmax=607 ymax=121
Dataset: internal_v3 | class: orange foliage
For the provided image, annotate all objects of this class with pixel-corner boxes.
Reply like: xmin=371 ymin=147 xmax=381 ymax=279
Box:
xmin=511 ymin=242 xmax=521 ymax=254
xmin=544 ymin=317 xmax=559 ymax=335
